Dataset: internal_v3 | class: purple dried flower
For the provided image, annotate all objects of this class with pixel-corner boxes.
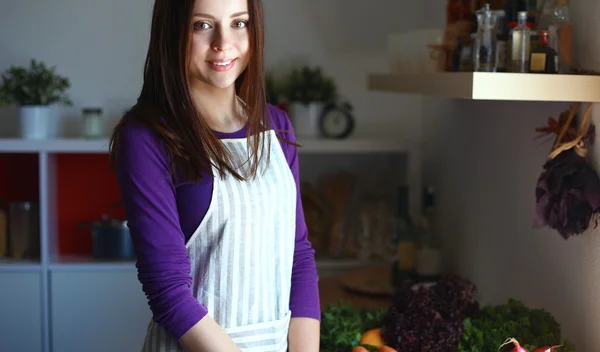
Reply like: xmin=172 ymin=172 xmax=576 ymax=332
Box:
xmin=534 ymin=144 xmax=600 ymax=239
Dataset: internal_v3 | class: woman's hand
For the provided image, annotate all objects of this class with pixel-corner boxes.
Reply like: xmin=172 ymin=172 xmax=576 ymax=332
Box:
xmin=179 ymin=315 xmax=241 ymax=352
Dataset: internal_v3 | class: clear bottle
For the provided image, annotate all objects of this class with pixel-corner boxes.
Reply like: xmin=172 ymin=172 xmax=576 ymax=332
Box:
xmin=510 ymin=11 xmax=531 ymax=72
xmin=548 ymin=0 xmax=572 ymax=73
xmin=415 ymin=187 xmax=442 ymax=283
xmin=473 ymin=3 xmax=501 ymax=72
xmin=496 ymin=11 xmax=509 ymax=72
xmin=536 ymin=0 xmax=555 ymax=30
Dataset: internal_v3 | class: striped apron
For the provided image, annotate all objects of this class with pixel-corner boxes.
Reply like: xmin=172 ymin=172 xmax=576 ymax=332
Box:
xmin=141 ymin=130 xmax=297 ymax=352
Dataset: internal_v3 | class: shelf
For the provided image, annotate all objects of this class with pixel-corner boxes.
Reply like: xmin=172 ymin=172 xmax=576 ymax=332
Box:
xmin=298 ymin=139 xmax=409 ymax=154
xmin=315 ymin=258 xmax=379 ymax=270
xmin=0 ymin=138 xmax=409 ymax=154
xmin=368 ymin=72 xmax=600 ymax=102
xmin=0 ymin=138 xmax=109 ymax=154
xmin=0 ymin=257 xmax=41 ymax=272
xmin=49 ymin=255 xmax=135 ymax=271
xmin=47 ymin=255 xmax=374 ymax=272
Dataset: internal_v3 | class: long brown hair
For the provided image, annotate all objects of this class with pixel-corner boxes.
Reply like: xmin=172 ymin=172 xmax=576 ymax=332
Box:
xmin=109 ymin=0 xmax=270 ymax=183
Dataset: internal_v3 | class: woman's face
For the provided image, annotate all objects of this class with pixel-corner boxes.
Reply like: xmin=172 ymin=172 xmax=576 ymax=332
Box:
xmin=189 ymin=0 xmax=250 ymax=90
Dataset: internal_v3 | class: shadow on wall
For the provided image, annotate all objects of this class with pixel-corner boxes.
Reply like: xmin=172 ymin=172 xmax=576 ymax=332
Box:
xmin=296 ymin=0 xmax=425 ymax=54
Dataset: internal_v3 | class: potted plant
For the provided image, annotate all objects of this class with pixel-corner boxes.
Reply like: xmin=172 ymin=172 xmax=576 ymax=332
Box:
xmin=282 ymin=66 xmax=337 ymax=138
xmin=265 ymin=70 xmax=288 ymax=112
xmin=0 ymin=59 xmax=73 ymax=139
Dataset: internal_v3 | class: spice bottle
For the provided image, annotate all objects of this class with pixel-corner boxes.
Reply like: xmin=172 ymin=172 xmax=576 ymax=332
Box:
xmin=529 ymin=29 xmax=558 ymax=73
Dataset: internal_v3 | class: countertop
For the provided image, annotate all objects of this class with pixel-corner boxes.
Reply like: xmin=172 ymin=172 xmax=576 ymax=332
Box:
xmin=318 ymin=276 xmax=392 ymax=311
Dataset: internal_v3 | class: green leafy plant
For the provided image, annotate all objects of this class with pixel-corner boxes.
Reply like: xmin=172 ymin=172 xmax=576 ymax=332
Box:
xmin=265 ymin=71 xmax=281 ymax=105
xmin=320 ymin=300 xmax=387 ymax=352
xmin=282 ymin=66 xmax=337 ymax=105
xmin=0 ymin=59 xmax=73 ymax=107
xmin=459 ymin=299 xmax=576 ymax=352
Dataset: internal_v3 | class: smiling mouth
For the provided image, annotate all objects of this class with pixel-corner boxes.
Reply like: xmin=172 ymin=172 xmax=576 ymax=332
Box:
xmin=211 ymin=60 xmax=234 ymax=66
xmin=207 ymin=59 xmax=237 ymax=71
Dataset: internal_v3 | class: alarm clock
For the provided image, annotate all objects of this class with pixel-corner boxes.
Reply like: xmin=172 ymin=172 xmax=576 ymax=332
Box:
xmin=318 ymin=101 xmax=355 ymax=139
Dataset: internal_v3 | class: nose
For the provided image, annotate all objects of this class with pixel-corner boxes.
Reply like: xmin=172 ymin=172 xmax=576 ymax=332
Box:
xmin=211 ymin=26 xmax=232 ymax=52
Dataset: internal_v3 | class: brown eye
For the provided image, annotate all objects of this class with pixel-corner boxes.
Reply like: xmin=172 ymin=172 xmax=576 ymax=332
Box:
xmin=233 ymin=20 xmax=248 ymax=29
xmin=194 ymin=21 xmax=211 ymax=30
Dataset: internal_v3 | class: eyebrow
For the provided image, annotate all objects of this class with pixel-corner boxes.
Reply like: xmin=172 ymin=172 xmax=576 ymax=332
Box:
xmin=193 ymin=11 xmax=249 ymax=19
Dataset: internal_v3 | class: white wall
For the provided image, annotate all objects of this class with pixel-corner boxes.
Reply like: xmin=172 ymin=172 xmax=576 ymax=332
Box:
xmin=422 ymin=0 xmax=600 ymax=350
xmin=0 ymin=0 xmax=425 ymax=140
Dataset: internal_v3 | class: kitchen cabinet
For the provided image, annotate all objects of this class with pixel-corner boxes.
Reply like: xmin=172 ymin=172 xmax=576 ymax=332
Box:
xmin=0 ymin=271 xmax=43 ymax=352
xmin=50 ymin=270 xmax=151 ymax=352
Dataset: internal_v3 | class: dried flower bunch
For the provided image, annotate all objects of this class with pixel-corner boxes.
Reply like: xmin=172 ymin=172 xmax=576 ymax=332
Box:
xmin=534 ymin=102 xmax=600 ymax=239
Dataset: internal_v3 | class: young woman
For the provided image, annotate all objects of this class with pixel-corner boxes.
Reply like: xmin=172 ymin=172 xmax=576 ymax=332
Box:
xmin=108 ymin=0 xmax=321 ymax=351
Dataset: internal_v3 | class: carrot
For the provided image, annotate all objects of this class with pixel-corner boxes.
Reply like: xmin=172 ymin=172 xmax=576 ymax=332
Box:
xmin=379 ymin=346 xmax=397 ymax=352
xmin=352 ymin=346 xmax=369 ymax=352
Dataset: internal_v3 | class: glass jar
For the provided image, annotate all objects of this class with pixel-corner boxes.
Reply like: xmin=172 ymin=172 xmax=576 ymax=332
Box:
xmin=82 ymin=107 xmax=104 ymax=139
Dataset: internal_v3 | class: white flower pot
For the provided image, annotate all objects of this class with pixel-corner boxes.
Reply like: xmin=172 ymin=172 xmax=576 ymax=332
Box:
xmin=18 ymin=106 xmax=53 ymax=140
xmin=289 ymin=102 xmax=325 ymax=139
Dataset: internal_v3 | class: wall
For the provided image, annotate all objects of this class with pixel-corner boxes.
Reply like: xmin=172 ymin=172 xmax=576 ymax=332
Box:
xmin=0 ymin=0 xmax=424 ymax=140
xmin=422 ymin=0 xmax=600 ymax=350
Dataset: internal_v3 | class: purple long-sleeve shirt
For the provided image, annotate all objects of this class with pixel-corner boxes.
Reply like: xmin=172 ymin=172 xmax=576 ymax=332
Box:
xmin=114 ymin=104 xmax=320 ymax=340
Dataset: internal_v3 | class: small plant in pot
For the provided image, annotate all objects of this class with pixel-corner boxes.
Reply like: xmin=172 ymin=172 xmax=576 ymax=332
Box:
xmin=282 ymin=66 xmax=337 ymax=138
xmin=0 ymin=59 xmax=73 ymax=139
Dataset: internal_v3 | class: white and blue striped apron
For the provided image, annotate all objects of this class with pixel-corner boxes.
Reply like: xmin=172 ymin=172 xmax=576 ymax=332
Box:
xmin=141 ymin=129 xmax=297 ymax=352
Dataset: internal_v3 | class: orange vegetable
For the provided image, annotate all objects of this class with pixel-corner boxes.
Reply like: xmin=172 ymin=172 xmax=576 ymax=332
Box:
xmin=359 ymin=328 xmax=385 ymax=347
xmin=352 ymin=346 xmax=369 ymax=352
xmin=379 ymin=346 xmax=397 ymax=352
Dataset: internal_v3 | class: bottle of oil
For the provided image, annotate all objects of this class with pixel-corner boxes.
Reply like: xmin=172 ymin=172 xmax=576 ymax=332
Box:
xmin=529 ymin=29 xmax=558 ymax=73
xmin=391 ymin=185 xmax=416 ymax=287
xmin=548 ymin=0 xmax=572 ymax=73
xmin=415 ymin=187 xmax=442 ymax=284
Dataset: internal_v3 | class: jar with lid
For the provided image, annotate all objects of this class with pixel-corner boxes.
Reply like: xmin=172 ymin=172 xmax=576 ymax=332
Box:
xmin=82 ymin=107 xmax=104 ymax=139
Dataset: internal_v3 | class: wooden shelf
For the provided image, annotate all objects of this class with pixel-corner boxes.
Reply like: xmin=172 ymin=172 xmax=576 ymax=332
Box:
xmin=368 ymin=72 xmax=600 ymax=102
xmin=0 ymin=138 xmax=409 ymax=154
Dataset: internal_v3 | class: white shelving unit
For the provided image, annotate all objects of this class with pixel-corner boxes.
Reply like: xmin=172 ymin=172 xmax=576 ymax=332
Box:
xmin=0 ymin=137 xmax=412 ymax=154
xmin=368 ymin=72 xmax=600 ymax=102
xmin=0 ymin=136 xmax=420 ymax=272
xmin=0 ymin=136 xmax=420 ymax=352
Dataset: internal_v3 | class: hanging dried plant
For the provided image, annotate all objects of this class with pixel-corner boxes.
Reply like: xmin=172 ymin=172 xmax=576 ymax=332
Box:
xmin=533 ymin=102 xmax=600 ymax=240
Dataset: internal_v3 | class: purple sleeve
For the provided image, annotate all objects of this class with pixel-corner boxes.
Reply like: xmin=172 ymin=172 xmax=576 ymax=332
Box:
xmin=271 ymin=106 xmax=322 ymax=321
xmin=114 ymin=122 xmax=208 ymax=340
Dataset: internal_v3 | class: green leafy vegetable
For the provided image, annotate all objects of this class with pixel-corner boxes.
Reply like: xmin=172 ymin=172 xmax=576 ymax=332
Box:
xmin=320 ymin=300 xmax=387 ymax=352
xmin=459 ymin=299 xmax=576 ymax=352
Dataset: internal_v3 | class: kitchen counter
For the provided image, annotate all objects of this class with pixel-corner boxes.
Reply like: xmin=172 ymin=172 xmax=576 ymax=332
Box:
xmin=318 ymin=276 xmax=392 ymax=311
